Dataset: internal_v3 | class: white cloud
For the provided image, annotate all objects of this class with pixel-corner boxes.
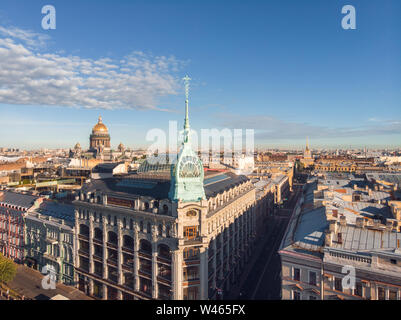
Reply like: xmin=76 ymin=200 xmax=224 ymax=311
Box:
xmin=0 ymin=26 xmax=185 ymax=110
xmin=214 ymin=114 xmax=401 ymax=140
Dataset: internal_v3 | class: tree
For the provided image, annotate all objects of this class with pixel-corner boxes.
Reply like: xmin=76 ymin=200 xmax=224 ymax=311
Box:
xmin=0 ymin=253 xmax=17 ymax=284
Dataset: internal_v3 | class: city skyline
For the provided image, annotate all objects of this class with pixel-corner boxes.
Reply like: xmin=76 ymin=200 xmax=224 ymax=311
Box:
xmin=0 ymin=0 xmax=400 ymax=150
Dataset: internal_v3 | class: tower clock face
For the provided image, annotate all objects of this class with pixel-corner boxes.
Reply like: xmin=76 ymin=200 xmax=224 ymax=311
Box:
xmin=179 ymin=156 xmax=201 ymax=178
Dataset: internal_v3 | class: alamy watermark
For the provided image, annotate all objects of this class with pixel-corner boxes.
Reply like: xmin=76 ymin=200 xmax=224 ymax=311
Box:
xmin=145 ymin=121 xmax=254 ymax=166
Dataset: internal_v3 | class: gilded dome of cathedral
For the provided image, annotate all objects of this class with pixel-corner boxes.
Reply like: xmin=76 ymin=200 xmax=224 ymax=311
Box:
xmin=92 ymin=116 xmax=108 ymax=134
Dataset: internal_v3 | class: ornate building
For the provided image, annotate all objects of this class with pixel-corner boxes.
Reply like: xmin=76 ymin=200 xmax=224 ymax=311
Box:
xmin=90 ymin=116 xmax=111 ymax=152
xmin=72 ymin=76 xmax=266 ymax=300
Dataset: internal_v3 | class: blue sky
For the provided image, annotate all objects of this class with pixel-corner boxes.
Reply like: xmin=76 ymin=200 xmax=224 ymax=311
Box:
xmin=0 ymin=0 xmax=400 ymax=150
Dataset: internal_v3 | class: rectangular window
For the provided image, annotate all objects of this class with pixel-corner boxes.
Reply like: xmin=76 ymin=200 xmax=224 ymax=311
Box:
xmin=309 ymin=295 xmax=317 ymax=300
xmin=183 ymin=286 xmax=199 ymax=300
xmin=293 ymin=291 xmax=301 ymax=300
xmin=293 ymin=268 xmax=300 ymax=281
xmin=183 ymin=266 xmax=199 ymax=281
xmin=378 ymin=287 xmax=385 ymax=300
xmin=309 ymin=271 xmax=317 ymax=286
xmin=183 ymin=226 xmax=198 ymax=240
xmin=334 ymin=277 xmax=342 ymax=292
xmin=389 ymin=290 xmax=397 ymax=300
xmin=183 ymin=247 xmax=200 ymax=260
xmin=354 ymin=283 xmax=363 ymax=297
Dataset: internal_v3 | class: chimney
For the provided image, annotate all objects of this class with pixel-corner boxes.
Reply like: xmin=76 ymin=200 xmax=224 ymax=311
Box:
xmin=356 ymin=217 xmax=365 ymax=228
xmin=340 ymin=215 xmax=347 ymax=226
xmin=325 ymin=230 xmax=332 ymax=247
xmin=329 ymin=220 xmax=337 ymax=233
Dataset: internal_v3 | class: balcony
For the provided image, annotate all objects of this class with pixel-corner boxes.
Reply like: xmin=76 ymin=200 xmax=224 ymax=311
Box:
xmin=93 ymin=238 xmax=103 ymax=245
xmin=107 ymin=242 xmax=118 ymax=249
xmin=43 ymin=252 xmax=60 ymax=263
xmin=157 ymin=275 xmax=171 ymax=285
xmin=138 ymin=251 xmax=152 ymax=259
xmin=122 ymin=263 xmax=133 ymax=271
xmin=183 ymin=236 xmax=202 ymax=246
xmin=45 ymin=237 xmax=58 ymax=244
xmin=78 ymin=249 xmax=89 ymax=256
xmin=78 ymin=234 xmax=89 ymax=241
xmin=157 ymin=256 xmax=171 ymax=264
xmin=122 ymin=246 xmax=135 ymax=254
xmin=93 ymin=254 xmax=103 ymax=262
xmin=107 ymin=258 xmax=118 ymax=266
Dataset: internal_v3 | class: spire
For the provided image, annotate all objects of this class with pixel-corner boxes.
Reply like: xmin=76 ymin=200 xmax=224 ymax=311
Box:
xmin=306 ymin=136 xmax=309 ymax=151
xmin=183 ymin=75 xmax=191 ymax=131
xmin=98 ymin=115 xmax=102 ymax=124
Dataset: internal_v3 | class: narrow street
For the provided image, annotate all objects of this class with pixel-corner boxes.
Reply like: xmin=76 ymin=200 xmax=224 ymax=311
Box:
xmin=226 ymin=183 xmax=302 ymax=300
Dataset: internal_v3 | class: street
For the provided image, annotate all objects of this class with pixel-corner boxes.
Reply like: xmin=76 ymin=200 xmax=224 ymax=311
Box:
xmin=226 ymin=183 xmax=303 ymax=300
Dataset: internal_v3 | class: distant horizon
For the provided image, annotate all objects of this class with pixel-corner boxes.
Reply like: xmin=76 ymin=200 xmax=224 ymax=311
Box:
xmin=0 ymin=1 xmax=400 ymax=150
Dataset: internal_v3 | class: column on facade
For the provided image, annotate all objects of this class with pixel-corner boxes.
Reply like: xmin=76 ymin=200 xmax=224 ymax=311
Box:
xmin=73 ymin=210 xmax=80 ymax=286
xmin=102 ymin=219 xmax=108 ymax=280
xmin=172 ymin=249 xmax=183 ymax=299
xmin=151 ymin=237 xmax=158 ymax=299
xmin=88 ymin=214 xmax=95 ymax=296
xmin=117 ymin=220 xmax=123 ymax=287
xmin=133 ymin=224 xmax=139 ymax=291
xmin=218 ymin=230 xmax=224 ymax=282
xmin=199 ymin=246 xmax=208 ymax=300
xmin=212 ymin=237 xmax=217 ymax=291
xmin=89 ymin=215 xmax=94 ymax=274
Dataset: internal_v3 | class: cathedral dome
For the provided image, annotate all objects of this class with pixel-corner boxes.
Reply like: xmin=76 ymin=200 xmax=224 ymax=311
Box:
xmin=92 ymin=116 xmax=108 ymax=134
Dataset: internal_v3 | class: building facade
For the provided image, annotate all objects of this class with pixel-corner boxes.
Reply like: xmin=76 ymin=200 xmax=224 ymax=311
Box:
xmin=279 ymin=174 xmax=401 ymax=300
xmin=0 ymin=191 xmax=41 ymax=262
xmin=73 ymin=79 xmax=262 ymax=300
xmin=24 ymin=200 xmax=75 ymax=285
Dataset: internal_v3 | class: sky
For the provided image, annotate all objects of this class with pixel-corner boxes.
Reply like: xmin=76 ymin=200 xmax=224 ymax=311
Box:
xmin=0 ymin=0 xmax=400 ymax=150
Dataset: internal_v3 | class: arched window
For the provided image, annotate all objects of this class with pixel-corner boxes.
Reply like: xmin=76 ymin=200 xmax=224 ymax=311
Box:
xmin=147 ymin=222 xmax=151 ymax=234
xmin=107 ymin=215 xmax=111 ymax=225
xmin=79 ymin=224 xmax=89 ymax=237
xmin=166 ymin=225 xmax=171 ymax=238
xmin=94 ymin=228 xmax=103 ymax=241
xmin=123 ymin=218 xmax=127 ymax=229
xmin=144 ymin=202 xmax=149 ymax=210
xmin=158 ymin=244 xmax=171 ymax=260
xmin=163 ymin=205 xmax=169 ymax=214
xmin=140 ymin=221 xmax=144 ymax=232
xmin=153 ymin=201 xmax=159 ymax=209
xmin=123 ymin=235 xmax=134 ymax=249
xmin=139 ymin=239 xmax=152 ymax=254
xmin=108 ymin=231 xmax=118 ymax=246
xmin=129 ymin=219 xmax=133 ymax=230
xmin=114 ymin=216 xmax=117 ymax=226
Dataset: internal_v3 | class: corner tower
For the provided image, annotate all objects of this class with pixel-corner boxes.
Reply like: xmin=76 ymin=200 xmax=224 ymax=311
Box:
xmin=168 ymin=75 xmax=206 ymax=202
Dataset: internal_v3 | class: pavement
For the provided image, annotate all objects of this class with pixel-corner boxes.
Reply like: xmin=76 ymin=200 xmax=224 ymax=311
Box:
xmin=225 ymin=183 xmax=303 ymax=300
xmin=6 ymin=265 xmax=93 ymax=300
